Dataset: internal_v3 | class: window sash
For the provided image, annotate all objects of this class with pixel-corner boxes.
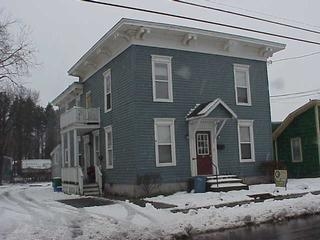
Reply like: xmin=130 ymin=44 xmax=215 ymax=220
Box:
xmin=234 ymin=65 xmax=251 ymax=105
xmin=154 ymin=119 xmax=176 ymax=167
xmin=152 ymin=56 xmax=172 ymax=102
xmin=238 ymin=121 xmax=255 ymax=162
xmin=291 ymin=138 xmax=303 ymax=162
xmin=105 ymin=126 xmax=113 ymax=168
xmin=104 ymin=70 xmax=112 ymax=112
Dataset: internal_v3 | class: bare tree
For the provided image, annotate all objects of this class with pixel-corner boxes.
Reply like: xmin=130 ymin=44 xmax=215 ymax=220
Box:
xmin=0 ymin=13 xmax=35 ymax=86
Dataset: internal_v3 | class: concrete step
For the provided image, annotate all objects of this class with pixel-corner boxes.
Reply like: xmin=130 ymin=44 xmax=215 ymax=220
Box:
xmin=209 ymin=182 xmax=249 ymax=192
xmin=83 ymin=183 xmax=99 ymax=189
xmin=83 ymin=191 xmax=100 ymax=196
xmin=207 ymin=178 xmax=243 ymax=184
xmin=206 ymin=175 xmax=238 ymax=180
xmin=83 ymin=183 xmax=100 ymax=196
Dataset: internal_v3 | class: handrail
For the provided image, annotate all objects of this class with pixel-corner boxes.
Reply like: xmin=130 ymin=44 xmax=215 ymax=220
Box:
xmin=94 ymin=164 xmax=103 ymax=195
xmin=211 ymin=162 xmax=219 ymax=188
xmin=78 ymin=167 xmax=84 ymax=195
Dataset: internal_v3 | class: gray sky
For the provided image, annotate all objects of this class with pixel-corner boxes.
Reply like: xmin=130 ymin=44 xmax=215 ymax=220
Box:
xmin=2 ymin=0 xmax=320 ymax=121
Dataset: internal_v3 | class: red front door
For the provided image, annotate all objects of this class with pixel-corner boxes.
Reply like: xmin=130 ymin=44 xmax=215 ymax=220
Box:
xmin=196 ymin=131 xmax=213 ymax=175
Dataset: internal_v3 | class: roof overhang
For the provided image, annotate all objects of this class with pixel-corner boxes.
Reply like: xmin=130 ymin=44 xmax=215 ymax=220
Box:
xmin=186 ymin=98 xmax=237 ymax=121
xmin=51 ymin=82 xmax=83 ymax=107
xmin=68 ymin=18 xmax=286 ymax=82
xmin=273 ymin=100 xmax=320 ymax=140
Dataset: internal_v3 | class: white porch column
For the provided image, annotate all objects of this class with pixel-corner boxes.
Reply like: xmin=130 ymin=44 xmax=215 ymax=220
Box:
xmin=61 ymin=133 xmax=65 ymax=167
xmin=67 ymin=131 xmax=71 ymax=168
xmin=73 ymin=129 xmax=78 ymax=167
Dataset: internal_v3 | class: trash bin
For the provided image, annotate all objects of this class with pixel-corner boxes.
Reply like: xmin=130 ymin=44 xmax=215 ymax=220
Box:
xmin=52 ymin=177 xmax=62 ymax=192
xmin=194 ymin=176 xmax=206 ymax=193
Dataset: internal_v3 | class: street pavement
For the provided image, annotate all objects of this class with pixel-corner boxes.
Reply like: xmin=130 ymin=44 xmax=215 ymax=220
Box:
xmin=193 ymin=214 xmax=320 ymax=240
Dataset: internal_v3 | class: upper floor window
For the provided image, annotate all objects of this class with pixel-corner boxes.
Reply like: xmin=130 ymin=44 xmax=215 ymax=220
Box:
xmin=154 ymin=118 xmax=176 ymax=167
xmin=152 ymin=55 xmax=173 ymax=102
xmin=234 ymin=64 xmax=251 ymax=106
xmin=104 ymin=126 xmax=113 ymax=169
xmin=291 ymin=137 xmax=303 ymax=162
xmin=103 ymin=69 xmax=112 ymax=112
xmin=238 ymin=120 xmax=255 ymax=162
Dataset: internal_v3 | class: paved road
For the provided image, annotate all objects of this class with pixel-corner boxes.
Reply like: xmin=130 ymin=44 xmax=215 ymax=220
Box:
xmin=193 ymin=215 xmax=320 ymax=240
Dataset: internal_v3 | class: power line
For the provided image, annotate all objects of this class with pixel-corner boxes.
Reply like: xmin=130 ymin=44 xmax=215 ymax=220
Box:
xmin=271 ymin=51 xmax=320 ymax=63
xmin=270 ymin=89 xmax=320 ymax=100
xmin=202 ymin=0 xmax=320 ymax=30
xmin=270 ymin=93 xmax=320 ymax=100
xmin=80 ymin=0 xmax=320 ymax=46
xmin=172 ymin=0 xmax=320 ymax=35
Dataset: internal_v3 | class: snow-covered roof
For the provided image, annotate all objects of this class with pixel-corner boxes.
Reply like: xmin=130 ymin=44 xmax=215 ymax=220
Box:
xmin=186 ymin=98 xmax=237 ymax=121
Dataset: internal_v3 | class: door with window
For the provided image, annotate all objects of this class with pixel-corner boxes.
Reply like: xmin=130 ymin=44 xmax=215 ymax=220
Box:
xmin=196 ymin=131 xmax=213 ymax=175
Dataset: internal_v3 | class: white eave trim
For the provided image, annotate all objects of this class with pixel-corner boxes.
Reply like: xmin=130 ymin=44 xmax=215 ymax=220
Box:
xmin=68 ymin=18 xmax=286 ymax=81
xmin=51 ymin=82 xmax=83 ymax=106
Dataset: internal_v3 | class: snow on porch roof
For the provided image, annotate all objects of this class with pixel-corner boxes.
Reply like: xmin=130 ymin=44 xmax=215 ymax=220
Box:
xmin=186 ymin=98 xmax=237 ymax=121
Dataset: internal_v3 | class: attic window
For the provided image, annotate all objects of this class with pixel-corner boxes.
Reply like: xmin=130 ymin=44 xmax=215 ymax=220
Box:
xmin=152 ymin=55 xmax=173 ymax=102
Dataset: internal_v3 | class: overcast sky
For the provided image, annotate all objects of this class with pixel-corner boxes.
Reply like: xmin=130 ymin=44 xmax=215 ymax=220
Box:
xmin=2 ymin=0 xmax=320 ymax=121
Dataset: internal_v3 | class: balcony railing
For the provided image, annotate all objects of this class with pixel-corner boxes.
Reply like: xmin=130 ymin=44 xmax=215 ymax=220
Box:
xmin=60 ymin=107 xmax=100 ymax=129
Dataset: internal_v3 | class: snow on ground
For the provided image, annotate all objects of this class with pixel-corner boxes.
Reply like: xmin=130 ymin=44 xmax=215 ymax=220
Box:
xmin=1 ymin=178 xmax=320 ymax=240
xmin=145 ymin=178 xmax=320 ymax=209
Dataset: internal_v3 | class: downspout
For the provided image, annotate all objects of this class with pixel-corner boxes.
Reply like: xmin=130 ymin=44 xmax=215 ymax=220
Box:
xmin=315 ymin=105 xmax=320 ymax=167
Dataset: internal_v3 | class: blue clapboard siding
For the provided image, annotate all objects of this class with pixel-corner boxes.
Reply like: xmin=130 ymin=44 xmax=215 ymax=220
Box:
xmin=81 ymin=44 xmax=273 ymax=185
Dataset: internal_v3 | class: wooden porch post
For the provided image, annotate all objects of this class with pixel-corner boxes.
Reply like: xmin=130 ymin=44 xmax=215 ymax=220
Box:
xmin=67 ymin=131 xmax=71 ymax=168
xmin=74 ymin=129 xmax=78 ymax=167
xmin=61 ymin=133 xmax=65 ymax=167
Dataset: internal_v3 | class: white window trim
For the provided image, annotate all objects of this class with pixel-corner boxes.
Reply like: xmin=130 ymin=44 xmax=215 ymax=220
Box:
xmin=291 ymin=137 xmax=303 ymax=163
xmin=154 ymin=118 xmax=176 ymax=167
xmin=238 ymin=120 xmax=255 ymax=163
xmin=233 ymin=64 xmax=252 ymax=106
xmin=103 ymin=69 xmax=112 ymax=113
xmin=152 ymin=55 xmax=173 ymax=102
xmin=104 ymin=125 xmax=113 ymax=169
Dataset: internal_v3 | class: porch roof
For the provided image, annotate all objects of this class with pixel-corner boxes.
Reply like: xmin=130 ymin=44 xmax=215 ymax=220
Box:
xmin=186 ymin=98 xmax=237 ymax=121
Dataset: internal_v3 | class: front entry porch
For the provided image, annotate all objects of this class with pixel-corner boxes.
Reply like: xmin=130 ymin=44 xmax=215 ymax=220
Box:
xmin=187 ymin=98 xmax=238 ymax=177
xmin=60 ymin=127 xmax=102 ymax=196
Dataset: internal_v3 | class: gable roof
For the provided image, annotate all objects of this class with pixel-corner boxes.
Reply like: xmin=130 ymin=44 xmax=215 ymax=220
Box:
xmin=186 ymin=98 xmax=237 ymax=120
xmin=272 ymin=99 xmax=320 ymax=140
xmin=68 ymin=18 xmax=285 ymax=82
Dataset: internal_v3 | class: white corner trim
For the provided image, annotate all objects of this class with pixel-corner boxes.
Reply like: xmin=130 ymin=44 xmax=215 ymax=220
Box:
xmin=315 ymin=105 xmax=320 ymax=166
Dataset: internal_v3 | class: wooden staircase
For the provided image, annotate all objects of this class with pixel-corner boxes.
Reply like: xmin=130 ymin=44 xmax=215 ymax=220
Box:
xmin=206 ymin=175 xmax=249 ymax=192
xmin=83 ymin=183 xmax=100 ymax=197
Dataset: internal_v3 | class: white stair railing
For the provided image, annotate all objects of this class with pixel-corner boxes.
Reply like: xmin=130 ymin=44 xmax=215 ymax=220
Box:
xmin=94 ymin=165 xmax=103 ymax=195
xmin=78 ymin=167 xmax=84 ymax=195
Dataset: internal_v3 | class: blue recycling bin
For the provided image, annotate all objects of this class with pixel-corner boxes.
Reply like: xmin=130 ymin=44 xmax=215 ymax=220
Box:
xmin=194 ymin=176 xmax=206 ymax=193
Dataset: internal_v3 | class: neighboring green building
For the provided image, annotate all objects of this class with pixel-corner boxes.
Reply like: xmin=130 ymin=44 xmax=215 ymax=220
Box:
xmin=273 ymin=100 xmax=320 ymax=178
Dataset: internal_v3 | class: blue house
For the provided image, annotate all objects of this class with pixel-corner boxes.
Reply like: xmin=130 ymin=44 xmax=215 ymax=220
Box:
xmin=52 ymin=19 xmax=285 ymax=196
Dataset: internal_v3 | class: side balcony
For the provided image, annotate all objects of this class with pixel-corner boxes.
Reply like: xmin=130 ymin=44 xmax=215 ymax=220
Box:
xmin=60 ymin=107 xmax=100 ymax=131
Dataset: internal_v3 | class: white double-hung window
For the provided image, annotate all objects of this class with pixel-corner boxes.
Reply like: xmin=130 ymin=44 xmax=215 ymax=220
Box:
xmin=291 ymin=137 xmax=303 ymax=162
xmin=103 ymin=69 xmax=112 ymax=112
xmin=154 ymin=118 xmax=176 ymax=167
xmin=152 ymin=55 xmax=173 ymax=102
xmin=238 ymin=120 xmax=255 ymax=162
xmin=234 ymin=64 xmax=251 ymax=106
xmin=104 ymin=126 xmax=113 ymax=169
